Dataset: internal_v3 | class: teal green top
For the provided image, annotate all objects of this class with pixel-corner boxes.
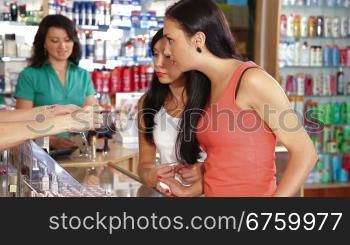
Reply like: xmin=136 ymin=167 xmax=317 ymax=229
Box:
xmin=15 ymin=61 xmax=96 ymax=107
xmin=15 ymin=61 xmax=96 ymax=138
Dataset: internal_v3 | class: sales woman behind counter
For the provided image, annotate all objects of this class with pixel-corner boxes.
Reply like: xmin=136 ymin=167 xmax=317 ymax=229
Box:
xmin=15 ymin=14 xmax=98 ymax=149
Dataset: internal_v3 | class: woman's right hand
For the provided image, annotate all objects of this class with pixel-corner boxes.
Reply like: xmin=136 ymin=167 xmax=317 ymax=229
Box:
xmin=63 ymin=105 xmax=104 ymax=132
xmin=50 ymin=104 xmax=81 ymax=116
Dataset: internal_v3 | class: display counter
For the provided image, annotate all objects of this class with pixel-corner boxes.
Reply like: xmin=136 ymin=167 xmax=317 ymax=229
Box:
xmin=64 ymin=163 xmax=162 ymax=197
xmin=57 ymin=139 xmax=139 ymax=173
xmin=0 ymin=140 xmax=162 ymax=197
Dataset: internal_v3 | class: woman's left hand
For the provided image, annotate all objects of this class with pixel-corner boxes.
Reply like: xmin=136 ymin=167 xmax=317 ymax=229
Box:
xmin=156 ymin=178 xmax=189 ymax=197
xmin=176 ymin=163 xmax=203 ymax=184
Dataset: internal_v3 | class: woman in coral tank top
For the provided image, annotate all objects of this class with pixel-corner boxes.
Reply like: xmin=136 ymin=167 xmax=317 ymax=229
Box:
xmin=156 ymin=0 xmax=318 ymax=197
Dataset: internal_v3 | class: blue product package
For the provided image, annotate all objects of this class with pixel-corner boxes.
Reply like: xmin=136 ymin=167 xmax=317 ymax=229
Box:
xmin=338 ymin=169 xmax=349 ymax=182
xmin=131 ymin=11 xmax=141 ymax=28
xmin=331 ymin=155 xmax=342 ymax=181
xmin=323 ymin=47 xmax=332 ymax=66
xmin=332 ymin=47 xmax=340 ymax=66
xmin=140 ymin=12 xmax=149 ymax=29
xmin=91 ymin=2 xmax=96 ymax=26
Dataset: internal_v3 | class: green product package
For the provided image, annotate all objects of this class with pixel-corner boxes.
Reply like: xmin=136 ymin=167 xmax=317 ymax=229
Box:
xmin=332 ymin=102 xmax=341 ymax=124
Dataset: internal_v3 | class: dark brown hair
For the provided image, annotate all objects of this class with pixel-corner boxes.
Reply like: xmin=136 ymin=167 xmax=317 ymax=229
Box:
xmin=30 ymin=14 xmax=81 ymax=67
xmin=166 ymin=0 xmax=241 ymax=59
xmin=143 ymin=28 xmax=211 ymax=164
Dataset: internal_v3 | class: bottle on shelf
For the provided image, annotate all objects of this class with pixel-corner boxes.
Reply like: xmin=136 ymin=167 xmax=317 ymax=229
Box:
xmin=336 ymin=67 xmax=345 ymax=95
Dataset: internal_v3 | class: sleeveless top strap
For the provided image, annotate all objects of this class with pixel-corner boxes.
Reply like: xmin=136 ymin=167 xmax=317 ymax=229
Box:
xmin=230 ymin=61 xmax=259 ymax=101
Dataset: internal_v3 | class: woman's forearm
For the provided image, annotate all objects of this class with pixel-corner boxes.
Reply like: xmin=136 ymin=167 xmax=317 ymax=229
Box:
xmin=0 ymin=106 xmax=53 ymax=123
xmin=273 ymin=147 xmax=318 ymax=197
xmin=0 ymin=116 xmax=67 ymax=150
xmin=183 ymin=179 xmax=203 ymax=197
xmin=138 ymin=163 xmax=158 ymax=187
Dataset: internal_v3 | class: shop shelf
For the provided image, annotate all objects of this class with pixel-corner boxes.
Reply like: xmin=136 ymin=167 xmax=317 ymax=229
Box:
xmin=317 ymin=152 xmax=349 ymax=155
xmin=0 ymin=21 xmax=38 ymax=27
xmin=287 ymin=95 xmax=350 ymax=98
xmin=304 ymin=182 xmax=350 ymax=189
xmin=282 ymin=4 xmax=350 ymax=10
xmin=280 ymin=65 xmax=350 ymax=69
xmin=0 ymin=57 xmax=28 ymax=62
xmin=280 ymin=36 xmax=350 ymax=40
xmin=322 ymin=124 xmax=350 ymax=126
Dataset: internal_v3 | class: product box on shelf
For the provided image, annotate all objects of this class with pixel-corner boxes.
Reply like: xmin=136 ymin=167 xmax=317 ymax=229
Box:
xmin=0 ymin=60 xmax=27 ymax=94
xmin=114 ymin=92 xmax=143 ymax=147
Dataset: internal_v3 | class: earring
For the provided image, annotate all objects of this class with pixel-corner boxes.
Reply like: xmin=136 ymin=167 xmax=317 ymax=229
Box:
xmin=196 ymin=47 xmax=202 ymax=53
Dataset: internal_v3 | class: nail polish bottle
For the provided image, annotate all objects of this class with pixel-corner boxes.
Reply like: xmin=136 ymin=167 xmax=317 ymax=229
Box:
xmin=31 ymin=158 xmax=41 ymax=181
xmin=41 ymin=168 xmax=50 ymax=192
xmin=50 ymin=174 xmax=59 ymax=194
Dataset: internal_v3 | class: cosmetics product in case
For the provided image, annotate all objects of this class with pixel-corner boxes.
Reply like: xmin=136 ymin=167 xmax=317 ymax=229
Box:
xmin=41 ymin=168 xmax=50 ymax=192
xmin=50 ymin=174 xmax=59 ymax=194
xmin=31 ymin=158 xmax=41 ymax=181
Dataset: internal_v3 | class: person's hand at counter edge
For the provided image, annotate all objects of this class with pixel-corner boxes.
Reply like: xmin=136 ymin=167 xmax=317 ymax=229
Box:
xmin=156 ymin=178 xmax=203 ymax=197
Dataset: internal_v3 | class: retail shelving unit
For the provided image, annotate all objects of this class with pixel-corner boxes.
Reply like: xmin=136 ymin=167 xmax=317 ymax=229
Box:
xmin=256 ymin=0 xmax=350 ymax=197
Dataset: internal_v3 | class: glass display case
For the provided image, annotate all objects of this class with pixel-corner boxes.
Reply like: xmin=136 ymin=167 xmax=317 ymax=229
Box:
xmin=0 ymin=140 xmax=162 ymax=197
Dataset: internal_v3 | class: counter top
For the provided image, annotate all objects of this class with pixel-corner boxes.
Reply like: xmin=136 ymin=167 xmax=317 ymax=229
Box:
xmin=57 ymin=140 xmax=138 ymax=169
xmin=64 ymin=162 xmax=163 ymax=197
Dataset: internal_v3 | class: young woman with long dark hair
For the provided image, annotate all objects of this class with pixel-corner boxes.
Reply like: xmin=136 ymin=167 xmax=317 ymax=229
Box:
xmin=157 ymin=0 xmax=318 ymax=197
xmin=137 ymin=28 xmax=210 ymax=191
xmin=15 ymin=14 xmax=98 ymax=149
